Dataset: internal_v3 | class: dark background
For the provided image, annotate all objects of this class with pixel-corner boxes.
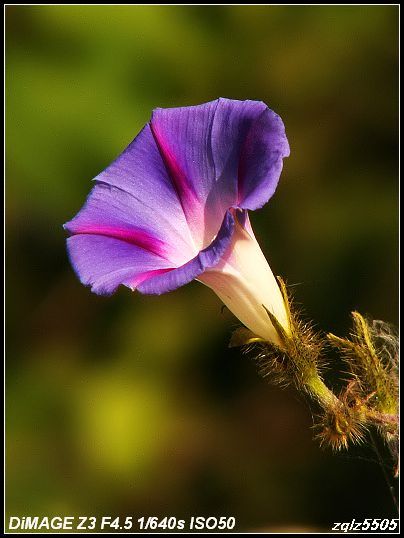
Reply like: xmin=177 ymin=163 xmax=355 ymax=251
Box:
xmin=6 ymin=5 xmax=398 ymax=532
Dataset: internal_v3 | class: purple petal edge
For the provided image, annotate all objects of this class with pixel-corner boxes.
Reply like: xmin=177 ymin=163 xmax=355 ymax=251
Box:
xmin=137 ymin=210 xmax=235 ymax=295
xmin=66 ymin=233 xmax=171 ymax=296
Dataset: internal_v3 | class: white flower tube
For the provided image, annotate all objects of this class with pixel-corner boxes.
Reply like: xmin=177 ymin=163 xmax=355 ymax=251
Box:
xmin=198 ymin=213 xmax=290 ymax=346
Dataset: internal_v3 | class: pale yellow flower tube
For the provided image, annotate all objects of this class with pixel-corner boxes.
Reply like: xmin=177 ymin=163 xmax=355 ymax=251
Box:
xmin=198 ymin=213 xmax=290 ymax=346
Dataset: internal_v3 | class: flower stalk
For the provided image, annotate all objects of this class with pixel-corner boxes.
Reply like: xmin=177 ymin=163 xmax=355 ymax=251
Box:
xmin=231 ymin=279 xmax=399 ymax=473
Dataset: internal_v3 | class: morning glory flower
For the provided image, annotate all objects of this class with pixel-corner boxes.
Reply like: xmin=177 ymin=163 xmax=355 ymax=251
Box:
xmin=64 ymin=98 xmax=290 ymax=344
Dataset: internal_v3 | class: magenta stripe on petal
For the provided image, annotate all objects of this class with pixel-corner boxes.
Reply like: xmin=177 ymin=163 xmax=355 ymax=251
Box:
xmin=126 ymin=268 xmax=173 ymax=289
xmin=65 ymin=224 xmax=167 ymax=258
xmin=150 ymin=123 xmax=199 ymax=217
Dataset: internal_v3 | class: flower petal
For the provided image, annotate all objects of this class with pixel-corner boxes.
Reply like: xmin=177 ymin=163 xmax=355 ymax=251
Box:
xmin=89 ymin=124 xmax=198 ymax=258
xmin=237 ymin=107 xmax=290 ymax=210
xmin=137 ymin=210 xmax=235 ymax=295
xmin=210 ymin=98 xmax=290 ymax=211
xmin=66 ymin=234 xmax=173 ymax=295
xmin=64 ymin=181 xmax=193 ymax=266
xmin=150 ymin=98 xmax=289 ymax=246
xmin=150 ymin=100 xmax=219 ymax=248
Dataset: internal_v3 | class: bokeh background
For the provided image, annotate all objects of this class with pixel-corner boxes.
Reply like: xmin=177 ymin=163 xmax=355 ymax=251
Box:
xmin=6 ymin=5 xmax=398 ymax=533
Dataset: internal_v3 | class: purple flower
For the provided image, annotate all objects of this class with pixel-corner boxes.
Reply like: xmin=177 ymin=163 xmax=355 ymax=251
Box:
xmin=64 ymin=98 xmax=290 ymax=343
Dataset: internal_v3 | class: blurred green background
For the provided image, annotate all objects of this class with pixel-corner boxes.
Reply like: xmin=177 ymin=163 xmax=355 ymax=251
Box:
xmin=6 ymin=5 xmax=398 ymax=533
